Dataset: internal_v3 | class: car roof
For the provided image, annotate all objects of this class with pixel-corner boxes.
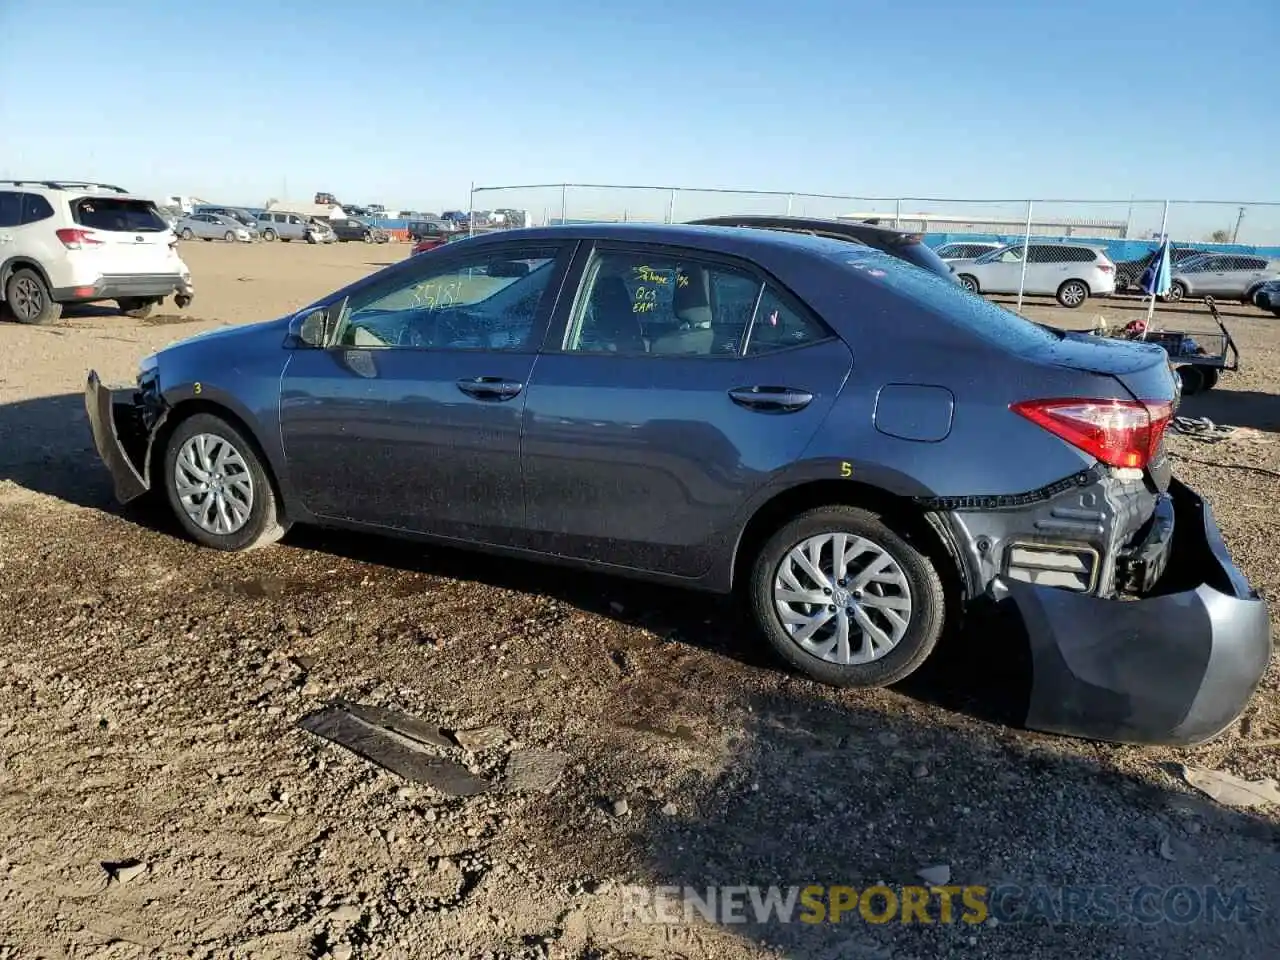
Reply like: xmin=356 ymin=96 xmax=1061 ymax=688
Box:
xmin=686 ymin=214 xmax=924 ymax=247
xmin=448 ymin=221 xmax=881 ymax=259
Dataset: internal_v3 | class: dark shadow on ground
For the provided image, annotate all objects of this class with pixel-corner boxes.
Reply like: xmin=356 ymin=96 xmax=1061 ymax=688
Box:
xmin=588 ymin=684 xmax=1280 ymax=958
xmin=0 ymin=392 xmax=119 ymax=509
xmin=1177 ymin=388 xmax=1280 ymax=435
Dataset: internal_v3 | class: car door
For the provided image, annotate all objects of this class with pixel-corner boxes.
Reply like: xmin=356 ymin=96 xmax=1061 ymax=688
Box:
xmin=519 ymin=241 xmax=854 ymax=578
xmin=1233 ymin=257 xmax=1271 ymax=297
xmin=278 ymin=240 xmax=574 ymax=541
xmin=0 ymin=191 xmax=22 ymax=254
xmin=973 ymin=245 xmax=1025 ymax=293
xmin=1192 ymin=256 xmax=1234 ymax=296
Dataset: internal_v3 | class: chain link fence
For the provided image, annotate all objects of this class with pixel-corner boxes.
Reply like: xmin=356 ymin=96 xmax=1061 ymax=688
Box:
xmin=468 ymin=184 xmax=1280 ymax=312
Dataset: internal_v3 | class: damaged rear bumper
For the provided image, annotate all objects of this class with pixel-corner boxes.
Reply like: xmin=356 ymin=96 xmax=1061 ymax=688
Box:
xmin=993 ymin=478 xmax=1271 ymax=746
xmin=85 ymin=370 xmax=161 ymax=504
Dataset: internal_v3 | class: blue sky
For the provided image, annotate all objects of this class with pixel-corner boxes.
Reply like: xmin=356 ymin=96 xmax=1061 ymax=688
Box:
xmin=1 ymin=0 xmax=1276 ymax=216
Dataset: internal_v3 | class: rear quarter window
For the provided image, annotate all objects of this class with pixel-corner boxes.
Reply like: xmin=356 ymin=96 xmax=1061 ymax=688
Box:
xmin=831 ymin=249 xmax=1059 ymax=353
xmin=73 ymin=197 xmax=167 ymax=233
xmin=20 ymin=193 xmax=55 ymax=224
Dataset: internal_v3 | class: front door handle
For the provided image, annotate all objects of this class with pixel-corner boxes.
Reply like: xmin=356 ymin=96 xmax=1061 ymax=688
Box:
xmin=728 ymin=386 xmax=814 ymax=413
xmin=456 ymin=377 xmax=523 ymax=401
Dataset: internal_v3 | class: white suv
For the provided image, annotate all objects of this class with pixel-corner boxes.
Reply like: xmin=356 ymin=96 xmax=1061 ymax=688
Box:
xmin=952 ymin=241 xmax=1117 ymax=308
xmin=0 ymin=180 xmax=194 ymax=324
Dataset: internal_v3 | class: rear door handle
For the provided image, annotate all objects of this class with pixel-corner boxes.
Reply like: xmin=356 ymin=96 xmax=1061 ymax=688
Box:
xmin=456 ymin=377 xmax=523 ymax=401
xmin=728 ymin=386 xmax=814 ymax=413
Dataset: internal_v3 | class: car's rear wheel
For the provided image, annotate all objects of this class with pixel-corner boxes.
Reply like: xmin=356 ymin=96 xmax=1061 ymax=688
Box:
xmin=161 ymin=413 xmax=289 ymax=551
xmin=181 ymin=227 xmax=195 ymax=240
xmin=262 ymin=228 xmax=277 ymax=241
xmin=749 ymin=506 xmax=945 ymax=688
xmin=4 ymin=268 xmax=62 ymax=325
xmin=1056 ymin=279 xmax=1089 ymax=308
xmin=1177 ymin=365 xmax=1206 ymax=395
xmin=1164 ymin=280 xmax=1186 ymax=303
xmin=957 ymin=274 xmax=980 ymax=294
xmin=117 ymin=297 xmax=155 ymax=319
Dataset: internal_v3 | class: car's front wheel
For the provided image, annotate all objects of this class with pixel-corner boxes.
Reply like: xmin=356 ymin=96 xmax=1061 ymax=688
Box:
xmin=1163 ymin=280 xmax=1187 ymax=303
xmin=181 ymin=227 xmax=195 ymax=240
xmin=957 ymin=274 xmax=980 ymax=294
xmin=749 ymin=506 xmax=946 ymax=688
xmin=1056 ymin=279 xmax=1090 ymax=308
xmin=162 ymin=413 xmax=289 ymax=551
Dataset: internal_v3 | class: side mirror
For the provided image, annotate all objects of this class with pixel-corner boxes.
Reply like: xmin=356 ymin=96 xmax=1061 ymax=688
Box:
xmin=287 ymin=302 xmax=340 ymax=349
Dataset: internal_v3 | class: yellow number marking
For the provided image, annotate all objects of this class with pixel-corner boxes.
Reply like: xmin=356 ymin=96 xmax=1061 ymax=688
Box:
xmin=193 ymin=382 xmax=202 ymax=395
xmin=840 ymin=461 xmax=852 ymax=478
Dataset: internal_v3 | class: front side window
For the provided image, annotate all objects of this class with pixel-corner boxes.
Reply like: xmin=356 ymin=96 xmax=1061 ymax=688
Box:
xmin=333 ymin=247 xmax=561 ymax=351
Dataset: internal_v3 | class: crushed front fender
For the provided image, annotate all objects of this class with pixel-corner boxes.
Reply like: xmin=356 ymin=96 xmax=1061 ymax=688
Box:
xmin=992 ymin=478 xmax=1271 ymax=746
xmin=85 ymin=370 xmax=155 ymax=503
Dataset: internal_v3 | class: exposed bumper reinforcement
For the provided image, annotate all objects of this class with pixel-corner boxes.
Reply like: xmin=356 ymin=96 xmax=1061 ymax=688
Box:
xmin=993 ymin=478 xmax=1272 ymax=746
xmin=85 ymin=370 xmax=151 ymax=503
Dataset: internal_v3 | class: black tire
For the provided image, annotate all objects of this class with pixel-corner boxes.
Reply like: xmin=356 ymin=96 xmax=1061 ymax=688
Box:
xmin=262 ymin=228 xmax=277 ymax=242
xmin=1201 ymin=368 xmax=1220 ymax=391
xmin=1056 ymin=279 xmax=1090 ymax=308
xmin=282 ymin=237 xmax=292 ymax=243
xmin=161 ymin=412 xmax=290 ymax=551
xmin=1272 ymin=309 xmax=1280 ymax=319
xmin=181 ymin=227 xmax=195 ymax=240
xmin=4 ymin=268 xmax=62 ymax=325
xmin=1164 ymin=280 xmax=1187 ymax=303
xmin=1177 ymin=365 xmax=1206 ymax=395
xmin=957 ymin=274 xmax=980 ymax=294
xmin=174 ymin=294 xmax=192 ymax=309
xmin=117 ymin=297 xmax=155 ymax=319
xmin=748 ymin=505 xmax=946 ymax=688
xmin=224 ymin=231 xmax=236 ymax=242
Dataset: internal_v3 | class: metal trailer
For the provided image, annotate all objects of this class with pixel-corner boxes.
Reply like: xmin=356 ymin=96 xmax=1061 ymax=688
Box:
xmin=1105 ymin=296 xmax=1239 ymax=395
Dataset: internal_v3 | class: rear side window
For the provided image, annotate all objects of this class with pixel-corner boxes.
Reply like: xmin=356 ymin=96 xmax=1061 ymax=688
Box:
xmin=0 ymin=192 xmax=20 ymax=227
xmin=20 ymin=193 xmax=54 ymax=224
xmin=72 ymin=197 xmax=167 ymax=233
xmin=745 ymin=286 xmax=829 ymax=356
xmin=834 ymin=250 xmax=1059 ymax=353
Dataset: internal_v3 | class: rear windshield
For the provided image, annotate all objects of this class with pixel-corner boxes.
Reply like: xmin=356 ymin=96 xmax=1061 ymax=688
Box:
xmin=829 ymin=248 xmax=1059 ymax=352
xmin=73 ymin=197 xmax=168 ymax=233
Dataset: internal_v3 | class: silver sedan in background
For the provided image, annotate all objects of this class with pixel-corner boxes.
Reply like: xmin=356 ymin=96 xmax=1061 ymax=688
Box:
xmin=175 ymin=213 xmax=256 ymax=242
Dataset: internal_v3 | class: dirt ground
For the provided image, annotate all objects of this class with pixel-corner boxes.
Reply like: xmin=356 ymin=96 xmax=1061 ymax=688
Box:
xmin=1 ymin=240 xmax=1278 ymax=959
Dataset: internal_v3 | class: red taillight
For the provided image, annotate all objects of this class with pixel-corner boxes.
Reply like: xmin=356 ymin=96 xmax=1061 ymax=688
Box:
xmin=1097 ymin=262 xmax=1114 ymax=273
xmin=56 ymin=228 xmax=103 ymax=249
xmin=1011 ymin=398 xmax=1173 ymax=469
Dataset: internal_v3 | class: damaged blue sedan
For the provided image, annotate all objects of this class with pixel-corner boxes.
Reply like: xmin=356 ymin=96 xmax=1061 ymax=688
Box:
xmin=84 ymin=223 xmax=1271 ymax=745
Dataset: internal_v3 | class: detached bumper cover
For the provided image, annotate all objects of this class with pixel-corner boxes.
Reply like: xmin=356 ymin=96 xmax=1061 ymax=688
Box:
xmin=994 ymin=479 xmax=1271 ymax=746
xmin=85 ymin=371 xmax=155 ymax=503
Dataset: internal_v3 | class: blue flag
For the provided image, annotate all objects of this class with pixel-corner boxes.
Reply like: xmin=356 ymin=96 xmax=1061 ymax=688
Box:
xmin=1139 ymin=238 xmax=1172 ymax=297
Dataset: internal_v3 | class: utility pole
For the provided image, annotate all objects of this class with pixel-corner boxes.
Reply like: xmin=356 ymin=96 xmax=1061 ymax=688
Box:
xmin=1231 ymin=206 xmax=1246 ymax=243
